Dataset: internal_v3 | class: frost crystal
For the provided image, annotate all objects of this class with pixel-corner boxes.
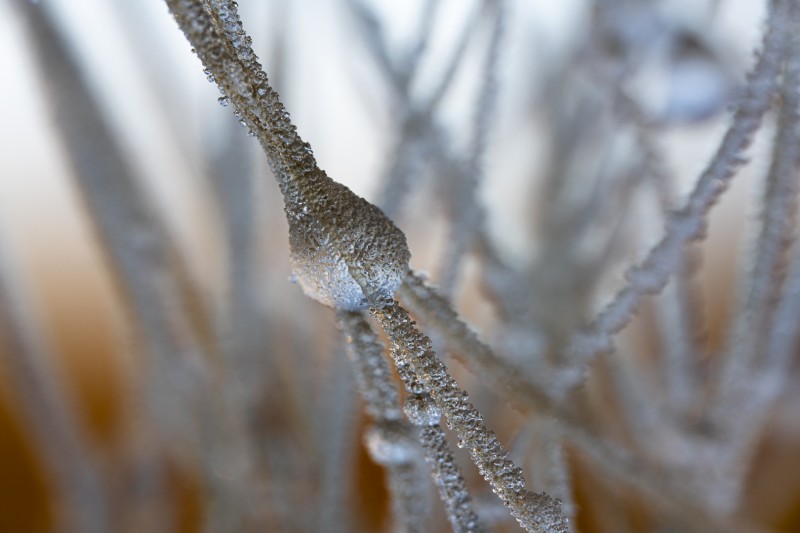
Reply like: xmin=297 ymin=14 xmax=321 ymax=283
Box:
xmin=404 ymin=393 xmax=442 ymax=426
xmin=365 ymin=420 xmax=419 ymax=465
xmin=167 ymin=0 xmax=410 ymax=311
xmin=372 ymin=302 xmax=568 ymax=533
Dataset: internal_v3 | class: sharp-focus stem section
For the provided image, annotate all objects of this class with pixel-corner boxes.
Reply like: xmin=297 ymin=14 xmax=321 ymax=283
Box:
xmin=398 ymin=270 xmax=761 ymax=532
xmin=706 ymin=5 xmax=800 ymax=512
xmin=371 ymin=301 xmax=568 ymax=533
xmin=399 ymin=272 xmax=563 ymax=416
xmin=166 ymin=0 xmax=410 ymax=311
xmin=165 ymin=0 xmax=315 ymax=187
xmin=340 ymin=310 xmax=484 ymax=532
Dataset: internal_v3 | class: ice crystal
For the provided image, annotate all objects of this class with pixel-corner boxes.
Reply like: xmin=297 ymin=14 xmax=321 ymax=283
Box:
xmin=8 ymin=0 xmax=800 ymax=531
xmin=372 ymin=301 xmax=568 ymax=533
xmin=161 ymin=3 xmax=800 ymax=531
xmin=168 ymin=0 xmax=410 ymax=310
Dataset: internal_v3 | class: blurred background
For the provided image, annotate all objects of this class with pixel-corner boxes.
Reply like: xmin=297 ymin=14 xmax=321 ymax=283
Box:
xmin=1 ymin=0 xmax=799 ymax=531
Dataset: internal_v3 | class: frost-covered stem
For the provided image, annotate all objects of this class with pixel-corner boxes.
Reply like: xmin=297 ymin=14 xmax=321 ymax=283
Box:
xmin=399 ymin=271 xmax=759 ymax=532
xmin=762 ymin=28 xmax=800 ymax=375
xmin=529 ymin=419 xmax=575 ymax=526
xmin=338 ymin=311 xmax=403 ymax=421
xmin=379 ymin=123 xmax=432 ymax=219
xmin=371 ymin=301 xmax=567 ymax=533
xmin=715 ymin=4 xmax=800 ymax=427
xmin=170 ymin=0 xmax=410 ymax=312
xmin=438 ymin=0 xmax=505 ymax=296
xmin=656 ymin=258 xmax=702 ymax=416
xmin=404 ymin=390 xmax=484 ymax=533
xmin=211 ymin=120 xmax=258 ymax=359
xmin=338 ymin=311 xmax=431 ymax=532
xmin=340 ymin=311 xmax=482 ymax=532
xmin=623 ymin=93 xmax=702 ymax=416
xmin=166 ymin=0 xmax=319 ymax=191
xmin=382 ymin=459 xmax=432 ymax=533
xmin=706 ymin=9 xmax=800 ymax=511
xmin=561 ymin=0 xmax=791 ymax=390
xmin=0 ymin=238 xmax=109 ymax=533
xmin=763 ymin=223 xmax=800 ymax=395
xmin=425 ymin=0 xmax=485 ymax=112
xmin=466 ymin=0 xmax=503 ymax=179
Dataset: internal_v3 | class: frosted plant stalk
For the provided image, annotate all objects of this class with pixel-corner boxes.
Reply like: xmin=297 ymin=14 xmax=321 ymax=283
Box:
xmin=560 ymin=0 xmax=793 ymax=392
xmin=167 ymin=0 xmax=410 ymax=311
xmin=341 ymin=310 xmax=484 ymax=532
xmin=529 ymin=419 xmax=575 ymax=524
xmin=338 ymin=311 xmax=431 ymax=532
xmin=371 ymin=301 xmax=567 ymax=533
xmin=716 ymin=4 xmax=800 ymax=426
xmin=406 ymin=394 xmax=485 ymax=533
xmin=398 ymin=271 xmax=763 ymax=531
xmin=315 ymin=345 xmax=359 ymax=533
xmin=438 ymin=0 xmax=505 ymax=296
xmin=706 ymin=7 xmax=800 ymax=511
xmin=168 ymin=3 xmax=565 ymax=526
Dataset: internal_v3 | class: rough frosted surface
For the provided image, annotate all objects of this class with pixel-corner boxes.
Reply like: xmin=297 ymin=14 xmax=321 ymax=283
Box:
xmin=338 ymin=311 xmax=433 ymax=531
xmin=404 ymin=394 xmax=485 ymax=533
xmin=167 ymin=0 xmax=410 ymax=311
xmin=372 ymin=302 xmax=568 ymax=533
xmin=285 ymin=177 xmax=410 ymax=310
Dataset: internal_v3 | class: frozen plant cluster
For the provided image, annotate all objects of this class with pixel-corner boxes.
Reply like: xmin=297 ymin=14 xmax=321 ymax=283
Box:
xmin=2 ymin=0 xmax=800 ymax=532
